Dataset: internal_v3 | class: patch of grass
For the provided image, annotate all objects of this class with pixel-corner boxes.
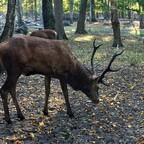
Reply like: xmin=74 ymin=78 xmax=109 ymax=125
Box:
xmin=65 ymin=22 xmax=144 ymax=67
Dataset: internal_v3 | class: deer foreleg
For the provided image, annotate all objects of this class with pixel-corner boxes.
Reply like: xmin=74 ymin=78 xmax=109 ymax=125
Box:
xmin=43 ymin=76 xmax=51 ymax=116
xmin=60 ymin=79 xmax=74 ymax=117
xmin=0 ymin=86 xmax=11 ymax=124
xmin=9 ymin=75 xmax=25 ymax=121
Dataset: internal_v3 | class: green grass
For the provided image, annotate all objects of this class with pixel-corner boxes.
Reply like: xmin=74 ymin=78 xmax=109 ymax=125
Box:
xmin=64 ymin=22 xmax=144 ymax=67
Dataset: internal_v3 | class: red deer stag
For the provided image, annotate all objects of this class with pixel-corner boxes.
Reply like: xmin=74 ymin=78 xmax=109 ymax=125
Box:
xmin=30 ymin=29 xmax=57 ymax=39
xmin=0 ymin=36 xmax=123 ymax=124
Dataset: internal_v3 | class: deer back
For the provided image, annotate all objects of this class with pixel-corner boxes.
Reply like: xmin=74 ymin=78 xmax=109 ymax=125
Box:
xmin=0 ymin=36 xmax=78 ymax=77
xmin=30 ymin=29 xmax=57 ymax=39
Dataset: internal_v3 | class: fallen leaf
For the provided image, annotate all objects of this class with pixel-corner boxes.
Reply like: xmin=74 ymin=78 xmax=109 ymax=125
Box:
xmin=13 ymin=140 xmax=24 ymax=144
xmin=29 ymin=133 xmax=35 ymax=139
xmin=92 ymin=120 xmax=99 ymax=125
xmin=127 ymin=116 xmax=133 ymax=121
xmin=136 ymin=135 xmax=144 ymax=144
xmin=129 ymin=85 xmax=135 ymax=90
xmin=39 ymin=121 xmax=45 ymax=127
xmin=54 ymin=98 xmax=59 ymax=101
xmin=107 ymin=97 xmax=114 ymax=103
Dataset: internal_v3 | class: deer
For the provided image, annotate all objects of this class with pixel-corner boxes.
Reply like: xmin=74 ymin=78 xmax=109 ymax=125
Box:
xmin=0 ymin=36 xmax=123 ymax=124
xmin=30 ymin=29 xmax=57 ymax=39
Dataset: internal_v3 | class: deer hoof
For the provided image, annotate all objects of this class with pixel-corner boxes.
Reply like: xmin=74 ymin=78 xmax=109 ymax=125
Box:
xmin=5 ymin=118 xmax=12 ymax=124
xmin=18 ymin=115 xmax=25 ymax=120
xmin=67 ymin=112 xmax=74 ymax=118
xmin=43 ymin=110 xmax=49 ymax=116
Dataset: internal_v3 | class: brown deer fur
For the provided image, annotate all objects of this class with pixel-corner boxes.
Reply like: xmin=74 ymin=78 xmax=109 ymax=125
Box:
xmin=30 ymin=29 xmax=57 ymax=39
xmin=0 ymin=36 xmax=100 ymax=123
xmin=0 ymin=36 xmax=123 ymax=124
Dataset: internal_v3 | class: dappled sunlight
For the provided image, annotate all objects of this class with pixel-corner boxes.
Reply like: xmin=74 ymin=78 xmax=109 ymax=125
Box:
xmin=65 ymin=28 xmax=76 ymax=34
xmin=74 ymin=35 xmax=95 ymax=42
xmin=101 ymin=35 xmax=112 ymax=42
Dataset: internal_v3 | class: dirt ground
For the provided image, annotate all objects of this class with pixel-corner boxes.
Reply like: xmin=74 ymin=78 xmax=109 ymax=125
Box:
xmin=0 ymin=65 xmax=143 ymax=144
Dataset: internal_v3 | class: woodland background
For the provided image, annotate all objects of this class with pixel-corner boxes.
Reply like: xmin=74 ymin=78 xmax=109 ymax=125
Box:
xmin=0 ymin=0 xmax=144 ymax=144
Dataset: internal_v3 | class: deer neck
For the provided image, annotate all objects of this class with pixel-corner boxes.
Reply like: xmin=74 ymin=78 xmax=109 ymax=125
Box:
xmin=67 ymin=63 xmax=92 ymax=91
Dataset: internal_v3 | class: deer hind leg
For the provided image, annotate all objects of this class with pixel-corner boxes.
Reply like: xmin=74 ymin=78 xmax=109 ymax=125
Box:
xmin=43 ymin=76 xmax=51 ymax=116
xmin=60 ymin=79 xmax=74 ymax=117
xmin=9 ymin=76 xmax=25 ymax=121
xmin=0 ymin=81 xmax=11 ymax=124
xmin=1 ymin=73 xmax=24 ymax=123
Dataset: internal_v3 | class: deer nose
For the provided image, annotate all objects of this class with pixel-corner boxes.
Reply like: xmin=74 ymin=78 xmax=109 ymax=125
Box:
xmin=92 ymin=98 xmax=99 ymax=104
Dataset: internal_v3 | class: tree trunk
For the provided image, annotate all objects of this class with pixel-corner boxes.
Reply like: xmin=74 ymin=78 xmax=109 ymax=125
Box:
xmin=121 ymin=0 xmax=125 ymax=18
xmin=90 ymin=0 xmax=97 ymax=22
xmin=139 ymin=2 xmax=144 ymax=29
xmin=0 ymin=0 xmax=16 ymax=42
xmin=104 ymin=0 xmax=110 ymax=20
xmin=69 ymin=0 xmax=74 ymax=24
xmin=54 ymin=0 xmax=68 ymax=39
xmin=111 ymin=0 xmax=123 ymax=47
xmin=34 ymin=0 xmax=37 ymax=22
xmin=42 ymin=0 xmax=55 ymax=30
xmin=15 ymin=0 xmax=23 ymax=26
xmin=140 ymin=14 xmax=144 ymax=29
xmin=75 ymin=0 xmax=88 ymax=34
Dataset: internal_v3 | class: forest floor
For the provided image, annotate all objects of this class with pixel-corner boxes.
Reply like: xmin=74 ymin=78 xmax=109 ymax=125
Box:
xmin=0 ymin=21 xmax=144 ymax=144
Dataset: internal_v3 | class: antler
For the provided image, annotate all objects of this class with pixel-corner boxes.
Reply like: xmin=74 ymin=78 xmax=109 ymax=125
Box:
xmin=91 ymin=39 xmax=102 ymax=74
xmin=98 ymin=50 xmax=124 ymax=86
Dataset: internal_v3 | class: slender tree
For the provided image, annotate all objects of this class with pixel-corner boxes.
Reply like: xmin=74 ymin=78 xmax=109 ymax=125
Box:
xmin=90 ymin=0 xmax=97 ymax=22
xmin=0 ymin=0 xmax=16 ymax=42
xmin=110 ymin=0 xmax=123 ymax=47
xmin=34 ymin=0 xmax=37 ymax=22
xmin=69 ymin=0 xmax=74 ymax=24
xmin=54 ymin=0 xmax=67 ymax=39
xmin=138 ymin=0 xmax=144 ymax=29
xmin=15 ymin=0 xmax=23 ymax=26
xmin=75 ymin=0 xmax=88 ymax=34
xmin=15 ymin=0 xmax=28 ymax=35
xmin=42 ymin=0 xmax=55 ymax=29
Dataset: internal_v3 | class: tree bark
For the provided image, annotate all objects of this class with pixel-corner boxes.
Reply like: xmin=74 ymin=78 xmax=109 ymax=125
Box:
xmin=0 ymin=0 xmax=16 ymax=42
xmin=140 ymin=14 xmax=144 ymax=29
xmin=89 ymin=0 xmax=97 ymax=22
xmin=54 ymin=0 xmax=68 ymax=39
xmin=69 ymin=0 xmax=74 ymax=24
xmin=34 ymin=0 xmax=37 ymax=22
xmin=75 ymin=0 xmax=88 ymax=34
xmin=139 ymin=2 xmax=144 ymax=29
xmin=42 ymin=0 xmax=55 ymax=30
xmin=15 ymin=0 xmax=23 ymax=26
xmin=110 ymin=0 xmax=123 ymax=47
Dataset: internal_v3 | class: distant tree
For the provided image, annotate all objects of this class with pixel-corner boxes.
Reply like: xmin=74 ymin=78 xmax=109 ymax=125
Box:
xmin=42 ymin=0 xmax=55 ymax=29
xmin=90 ymin=0 xmax=97 ymax=22
xmin=15 ymin=0 xmax=28 ymax=35
xmin=103 ymin=0 xmax=110 ymax=20
xmin=0 ymin=0 xmax=16 ymax=42
xmin=69 ymin=0 xmax=74 ymax=24
xmin=138 ymin=0 xmax=144 ymax=29
xmin=110 ymin=0 xmax=123 ymax=47
xmin=75 ymin=0 xmax=88 ymax=34
xmin=15 ymin=0 xmax=23 ymax=26
xmin=34 ymin=0 xmax=37 ymax=22
xmin=54 ymin=0 xmax=68 ymax=39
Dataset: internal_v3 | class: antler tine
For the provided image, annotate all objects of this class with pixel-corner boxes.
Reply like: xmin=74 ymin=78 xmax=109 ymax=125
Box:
xmin=98 ymin=50 xmax=124 ymax=85
xmin=91 ymin=38 xmax=102 ymax=74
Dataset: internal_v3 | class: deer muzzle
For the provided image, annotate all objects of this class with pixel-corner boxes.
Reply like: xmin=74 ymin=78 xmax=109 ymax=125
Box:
xmin=91 ymin=98 xmax=99 ymax=104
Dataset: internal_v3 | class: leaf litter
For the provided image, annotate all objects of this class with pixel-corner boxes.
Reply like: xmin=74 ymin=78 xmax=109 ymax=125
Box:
xmin=0 ymin=32 xmax=144 ymax=143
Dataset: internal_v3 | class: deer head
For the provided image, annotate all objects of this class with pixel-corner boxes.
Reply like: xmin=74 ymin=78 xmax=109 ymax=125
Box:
xmin=83 ymin=39 xmax=123 ymax=103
